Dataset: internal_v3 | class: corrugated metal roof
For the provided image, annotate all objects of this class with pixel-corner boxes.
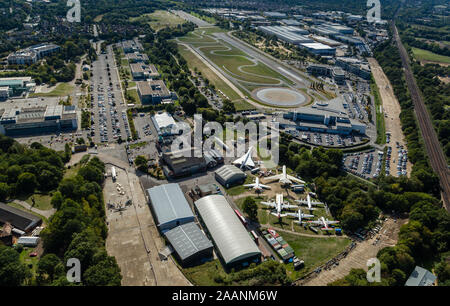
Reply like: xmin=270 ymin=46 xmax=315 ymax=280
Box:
xmin=405 ymin=266 xmax=437 ymax=286
xmin=147 ymin=184 xmax=194 ymax=228
xmin=215 ymin=165 xmax=246 ymax=182
xmin=194 ymin=195 xmax=260 ymax=265
xmin=164 ymin=222 xmax=213 ymax=261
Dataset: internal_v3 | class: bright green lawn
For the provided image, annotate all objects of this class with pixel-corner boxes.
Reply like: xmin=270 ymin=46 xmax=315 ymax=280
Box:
xmin=30 ymin=83 xmax=74 ymax=97
xmin=280 ymin=231 xmax=351 ymax=280
xmin=411 ymin=47 xmax=450 ymax=64
xmin=23 ymin=194 xmax=53 ymax=211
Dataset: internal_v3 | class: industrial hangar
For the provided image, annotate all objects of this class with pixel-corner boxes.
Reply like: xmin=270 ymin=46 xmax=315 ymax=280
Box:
xmin=215 ymin=165 xmax=247 ymax=188
xmin=164 ymin=221 xmax=213 ymax=267
xmin=146 ymin=183 xmax=195 ymax=232
xmin=194 ymin=195 xmax=261 ymax=268
xmin=0 ymin=202 xmax=42 ymax=233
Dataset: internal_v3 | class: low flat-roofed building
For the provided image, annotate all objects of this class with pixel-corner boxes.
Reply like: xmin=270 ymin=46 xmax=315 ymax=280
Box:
xmin=263 ymin=12 xmax=286 ymax=18
xmin=0 ymin=103 xmax=77 ymax=137
xmin=299 ymin=43 xmax=336 ymax=56
xmin=0 ymin=87 xmax=9 ymax=100
xmin=0 ymin=77 xmax=35 ymax=97
xmin=164 ymin=222 xmax=213 ymax=267
xmin=310 ymin=35 xmax=342 ymax=47
xmin=7 ymin=43 xmax=60 ymax=65
xmin=215 ymin=165 xmax=246 ymax=188
xmin=332 ymin=67 xmax=346 ymax=85
xmin=146 ymin=183 xmax=195 ymax=232
xmin=0 ymin=203 xmax=42 ymax=232
xmin=130 ymin=63 xmax=159 ymax=80
xmin=258 ymin=26 xmax=312 ymax=44
xmin=121 ymin=40 xmax=142 ymax=53
xmin=194 ymin=195 xmax=261 ymax=268
xmin=126 ymin=52 xmax=149 ymax=63
xmin=281 ymin=97 xmax=366 ymax=135
xmin=405 ymin=266 xmax=437 ymax=286
xmin=17 ymin=236 xmax=40 ymax=247
xmin=137 ymin=80 xmax=171 ymax=104
xmin=151 ymin=112 xmax=182 ymax=136
xmin=161 ymin=149 xmax=207 ymax=178
xmin=335 ymin=57 xmax=371 ymax=79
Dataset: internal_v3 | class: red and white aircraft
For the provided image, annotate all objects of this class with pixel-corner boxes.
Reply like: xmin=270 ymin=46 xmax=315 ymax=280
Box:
xmin=243 ymin=177 xmax=271 ymax=193
xmin=285 ymin=208 xmax=315 ymax=224
xmin=308 ymin=216 xmax=339 ymax=231
xmin=260 ymin=193 xmax=298 ymax=218
xmin=295 ymin=194 xmax=323 ymax=211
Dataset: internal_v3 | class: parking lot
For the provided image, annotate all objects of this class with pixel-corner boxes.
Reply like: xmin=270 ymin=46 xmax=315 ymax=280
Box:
xmin=385 ymin=143 xmax=408 ymax=177
xmin=285 ymin=129 xmax=368 ymax=148
xmin=342 ymin=149 xmax=384 ymax=179
xmin=88 ymin=44 xmax=130 ymax=145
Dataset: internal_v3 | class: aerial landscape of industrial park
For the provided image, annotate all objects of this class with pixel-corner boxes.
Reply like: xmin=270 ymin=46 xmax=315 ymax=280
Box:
xmin=0 ymin=0 xmax=449 ymax=294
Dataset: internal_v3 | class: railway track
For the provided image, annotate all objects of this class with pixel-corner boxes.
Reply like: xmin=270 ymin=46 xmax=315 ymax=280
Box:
xmin=391 ymin=22 xmax=450 ymax=209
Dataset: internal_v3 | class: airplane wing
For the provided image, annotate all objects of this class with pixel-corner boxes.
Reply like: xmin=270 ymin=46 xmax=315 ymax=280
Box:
xmin=324 ymin=220 xmax=339 ymax=225
xmin=260 ymin=201 xmax=276 ymax=208
xmin=282 ymin=203 xmax=299 ymax=209
xmin=284 ymin=212 xmax=298 ymax=217
xmin=286 ymin=175 xmax=305 ymax=184
xmin=243 ymin=183 xmax=256 ymax=188
xmin=311 ymin=201 xmax=324 ymax=205
xmin=264 ymin=174 xmax=283 ymax=182
xmin=308 ymin=220 xmax=322 ymax=225
xmin=271 ymin=212 xmax=287 ymax=217
xmin=295 ymin=199 xmax=308 ymax=204
xmin=302 ymin=213 xmax=315 ymax=218
xmin=232 ymin=155 xmax=246 ymax=166
xmin=259 ymin=183 xmax=271 ymax=189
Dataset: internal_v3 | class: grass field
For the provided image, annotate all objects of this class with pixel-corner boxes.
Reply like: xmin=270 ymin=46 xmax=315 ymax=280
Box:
xmin=280 ymin=231 xmax=351 ymax=280
xmin=178 ymin=45 xmax=241 ymax=101
xmin=21 ymin=194 xmax=53 ymax=211
xmin=127 ymin=89 xmax=141 ymax=104
xmin=177 ymin=27 xmax=295 ymax=98
xmin=411 ymin=47 xmax=450 ymax=65
xmin=20 ymin=247 xmax=39 ymax=281
xmin=189 ymin=11 xmax=217 ymax=24
xmin=131 ymin=10 xmax=185 ymax=31
xmin=371 ymin=79 xmax=386 ymax=145
xmin=182 ymin=259 xmax=226 ymax=286
xmin=30 ymin=83 xmax=74 ymax=97
xmin=64 ymin=163 xmax=82 ymax=179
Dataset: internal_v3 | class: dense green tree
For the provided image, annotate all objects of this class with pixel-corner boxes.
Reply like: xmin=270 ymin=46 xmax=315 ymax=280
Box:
xmin=242 ymin=197 xmax=258 ymax=221
xmin=0 ymin=245 xmax=30 ymax=286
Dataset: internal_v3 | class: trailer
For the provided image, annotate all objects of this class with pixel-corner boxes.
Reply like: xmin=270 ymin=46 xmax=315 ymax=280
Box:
xmin=111 ymin=166 xmax=117 ymax=182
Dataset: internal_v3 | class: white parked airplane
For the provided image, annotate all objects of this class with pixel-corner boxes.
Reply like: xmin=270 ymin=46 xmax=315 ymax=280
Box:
xmin=285 ymin=208 xmax=314 ymax=224
xmin=295 ymin=194 xmax=323 ymax=211
xmin=260 ymin=193 xmax=298 ymax=218
xmin=243 ymin=177 xmax=271 ymax=193
xmin=264 ymin=165 xmax=305 ymax=186
xmin=233 ymin=146 xmax=255 ymax=170
xmin=308 ymin=216 xmax=339 ymax=231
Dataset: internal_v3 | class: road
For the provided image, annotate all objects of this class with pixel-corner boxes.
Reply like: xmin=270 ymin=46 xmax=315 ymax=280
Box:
xmin=215 ymin=32 xmax=310 ymax=88
xmin=170 ymin=10 xmax=212 ymax=27
xmin=392 ymin=22 xmax=450 ymax=209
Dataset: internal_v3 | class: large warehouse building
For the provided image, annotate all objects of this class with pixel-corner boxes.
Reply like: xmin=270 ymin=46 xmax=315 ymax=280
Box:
xmin=194 ymin=195 xmax=261 ymax=268
xmin=0 ymin=203 xmax=42 ymax=232
xmin=281 ymin=97 xmax=366 ymax=135
xmin=0 ymin=104 xmax=78 ymax=137
xmin=164 ymin=222 xmax=213 ymax=267
xmin=258 ymin=26 xmax=312 ymax=45
xmin=146 ymin=184 xmax=195 ymax=232
xmin=215 ymin=165 xmax=246 ymax=188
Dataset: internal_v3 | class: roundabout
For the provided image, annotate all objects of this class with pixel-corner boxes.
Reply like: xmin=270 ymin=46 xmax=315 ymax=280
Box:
xmin=254 ymin=87 xmax=308 ymax=107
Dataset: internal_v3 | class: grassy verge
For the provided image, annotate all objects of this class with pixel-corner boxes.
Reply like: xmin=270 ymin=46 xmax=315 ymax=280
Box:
xmin=23 ymin=194 xmax=53 ymax=211
xmin=30 ymin=83 xmax=74 ymax=97
xmin=411 ymin=47 xmax=450 ymax=64
xmin=371 ymin=77 xmax=386 ymax=145
xmin=280 ymin=231 xmax=351 ymax=280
